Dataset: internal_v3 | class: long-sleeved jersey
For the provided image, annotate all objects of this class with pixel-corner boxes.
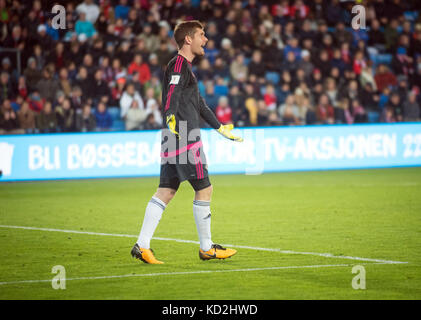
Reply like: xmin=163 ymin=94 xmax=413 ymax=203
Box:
xmin=160 ymin=54 xmax=221 ymax=159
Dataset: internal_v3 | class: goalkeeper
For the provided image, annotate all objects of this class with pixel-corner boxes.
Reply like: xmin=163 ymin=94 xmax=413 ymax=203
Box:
xmin=131 ymin=20 xmax=243 ymax=264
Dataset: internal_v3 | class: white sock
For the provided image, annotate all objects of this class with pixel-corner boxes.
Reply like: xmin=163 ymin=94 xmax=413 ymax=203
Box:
xmin=193 ymin=200 xmax=213 ymax=251
xmin=136 ymin=196 xmax=166 ymax=249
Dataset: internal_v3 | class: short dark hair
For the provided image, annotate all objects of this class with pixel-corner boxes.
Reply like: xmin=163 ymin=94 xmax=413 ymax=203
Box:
xmin=173 ymin=20 xmax=203 ymax=49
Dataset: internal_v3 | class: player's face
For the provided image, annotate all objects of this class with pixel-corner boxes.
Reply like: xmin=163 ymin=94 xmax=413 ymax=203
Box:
xmin=191 ymin=28 xmax=208 ymax=57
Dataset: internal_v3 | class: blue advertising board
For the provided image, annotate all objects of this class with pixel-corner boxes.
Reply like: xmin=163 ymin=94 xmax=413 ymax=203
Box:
xmin=1 ymin=123 xmax=421 ymax=181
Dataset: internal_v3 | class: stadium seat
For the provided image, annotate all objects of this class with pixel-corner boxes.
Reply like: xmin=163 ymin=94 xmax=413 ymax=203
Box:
xmin=367 ymin=111 xmax=380 ymax=123
xmin=265 ymin=72 xmax=280 ymax=84
xmin=108 ymin=107 xmax=120 ymax=120
xmin=111 ymin=119 xmax=125 ymax=131
xmin=404 ymin=11 xmax=419 ymax=21
xmin=375 ymin=54 xmax=393 ymax=66
xmin=214 ymin=84 xmax=228 ymax=96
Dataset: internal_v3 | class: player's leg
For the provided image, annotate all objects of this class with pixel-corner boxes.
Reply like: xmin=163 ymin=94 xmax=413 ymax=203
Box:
xmin=136 ymin=187 xmax=177 ymax=249
xmin=131 ymin=176 xmax=180 ymax=264
xmin=193 ymin=183 xmax=213 ymax=252
xmin=189 ymin=178 xmax=237 ymax=260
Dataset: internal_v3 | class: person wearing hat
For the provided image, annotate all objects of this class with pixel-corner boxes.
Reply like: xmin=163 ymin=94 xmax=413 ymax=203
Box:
xmin=35 ymin=24 xmax=53 ymax=49
xmin=298 ymin=49 xmax=314 ymax=78
xmin=392 ymin=46 xmax=414 ymax=76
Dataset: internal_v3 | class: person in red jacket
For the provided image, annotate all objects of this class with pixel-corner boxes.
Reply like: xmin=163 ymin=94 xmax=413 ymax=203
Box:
xmin=316 ymin=94 xmax=334 ymax=124
xmin=215 ymin=96 xmax=233 ymax=124
xmin=127 ymin=53 xmax=151 ymax=84
xmin=374 ymin=64 xmax=397 ymax=92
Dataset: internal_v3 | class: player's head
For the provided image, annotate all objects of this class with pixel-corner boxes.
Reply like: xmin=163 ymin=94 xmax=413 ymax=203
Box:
xmin=174 ymin=20 xmax=207 ymax=57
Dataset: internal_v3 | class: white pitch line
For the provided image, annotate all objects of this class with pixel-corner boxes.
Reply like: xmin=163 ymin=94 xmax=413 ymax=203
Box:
xmin=0 ymin=263 xmax=375 ymax=286
xmin=0 ymin=224 xmax=408 ymax=264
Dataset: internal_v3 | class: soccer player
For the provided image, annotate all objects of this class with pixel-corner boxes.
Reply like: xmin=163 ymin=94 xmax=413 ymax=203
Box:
xmin=131 ymin=20 xmax=243 ymax=264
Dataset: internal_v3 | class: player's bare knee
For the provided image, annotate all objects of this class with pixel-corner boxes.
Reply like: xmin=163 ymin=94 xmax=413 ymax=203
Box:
xmin=154 ymin=188 xmax=177 ymax=204
xmin=195 ymin=185 xmax=213 ymax=201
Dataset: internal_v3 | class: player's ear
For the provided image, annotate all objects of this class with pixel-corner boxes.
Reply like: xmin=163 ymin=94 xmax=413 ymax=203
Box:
xmin=185 ymin=34 xmax=193 ymax=45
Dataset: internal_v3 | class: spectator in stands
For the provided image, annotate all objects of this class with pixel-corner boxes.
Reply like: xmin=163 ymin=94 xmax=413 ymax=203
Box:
xmin=361 ymin=82 xmax=380 ymax=112
xmin=36 ymin=68 xmax=59 ymax=103
xmin=138 ymin=23 xmax=160 ymax=53
xmin=74 ymin=67 xmax=91 ymax=100
xmin=196 ymin=58 xmax=214 ymax=82
xmin=0 ymin=99 xmax=23 ymax=134
xmin=143 ymin=113 xmax=161 ymax=130
xmin=335 ymin=98 xmax=353 ymax=124
xmin=264 ymin=84 xmax=277 ymax=111
xmin=36 ymin=101 xmax=57 ymax=133
xmin=17 ymin=101 xmax=35 ymax=133
xmin=76 ymin=103 xmax=96 ymax=132
xmin=374 ymin=64 xmax=397 ymax=92
xmin=403 ymin=91 xmax=420 ymax=122
xmin=120 ymin=83 xmax=144 ymax=119
xmin=215 ymin=96 xmax=233 ymax=125
xmin=144 ymin=87 xmax=162 ymax=124
xmin=213 ymin=57 xmax=230 ymax=80
xmin=115 ymin=0 xmax=130 ymax=20
xmin=227 ymin=85 xmax=246 ymax=126
xmin=23 ymin=57 xmax=41 ymax=92
xmin=385 ymin=19 xmax=399 ymax=52
xmin=324 ymin=77 xmax=339 ymax=107
xmin=294 ymin=91 xmax=310 ymax=125
xmin=75 ymin=11 xmax=96 ymax=39
xmin=352 ymin=99 xmax=367 ymax=123
xmin=248 ymin=50 xmax=266 ymax=79
xmin=156 ymin=40 xmax=174 ymax=69
xmin=125 ymin=99 xmax=147 ymax=131
xmin=203 ymin=83 xmax=220 ymax=111
xmin=282 ymin=51 xmax=299 ymax=74
xmin=128 ymin=54 xmax=151 ymax=85
xmin=334 ymin=21 xmax=353 ymax=46
xmin=95 ymin=101 xmax=112 ymax=131
xmin=76 ymin=0 xmax=100 ymax=25
xmin=70 ymin=86 xmax=83 ymax=111
xmin=298 ymin=49 xmax=313 ymax=78
xmin=55 ymin=98 xmax=74 ymax=132
xmin=230 ymin=54 xmax=248 ymax=83
xmin=90 ymin=69 xmax=110 ymax=104
xmin=316 ymin=94 xmax=335 ymax=124
xmin=0 ymin=71 xmax=13 ymax=102
xmin=391 ymin=47 xmax=413 ymax=77
xmin=386 ymin=92 xmax=403 ymax=122
xmin=278 ymin=94 xmax=299 ymax=125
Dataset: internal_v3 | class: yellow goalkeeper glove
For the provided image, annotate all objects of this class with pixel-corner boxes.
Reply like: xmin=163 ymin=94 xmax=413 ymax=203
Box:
xmin=217 ymin=124 xmax=243 ymax=142
xmin=166 ymin=114 xmax=180 ymax=139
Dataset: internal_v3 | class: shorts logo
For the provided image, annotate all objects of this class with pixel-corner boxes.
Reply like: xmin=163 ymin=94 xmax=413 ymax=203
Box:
xmin=170 ymin=75 xmax=180 ymax=85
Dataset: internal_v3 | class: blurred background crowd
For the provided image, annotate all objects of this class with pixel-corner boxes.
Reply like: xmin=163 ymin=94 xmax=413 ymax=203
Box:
xmin=0 ymin=0 xmax=420 ymax=135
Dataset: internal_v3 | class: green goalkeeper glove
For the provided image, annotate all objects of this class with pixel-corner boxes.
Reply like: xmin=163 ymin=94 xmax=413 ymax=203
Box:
xmin=166 ymin=114 xmax=180 ymax=140
xmin=217 ymin=124 xmax=243 ymax=142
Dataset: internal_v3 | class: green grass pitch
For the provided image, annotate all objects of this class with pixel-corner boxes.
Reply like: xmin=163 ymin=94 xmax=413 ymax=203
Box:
xmin=0 ymin=168 xmax=420 ymax=299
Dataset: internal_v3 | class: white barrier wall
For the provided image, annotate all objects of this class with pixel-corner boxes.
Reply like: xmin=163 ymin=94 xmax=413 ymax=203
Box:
xmin=0 ymin=123 xmax=420 ymax=181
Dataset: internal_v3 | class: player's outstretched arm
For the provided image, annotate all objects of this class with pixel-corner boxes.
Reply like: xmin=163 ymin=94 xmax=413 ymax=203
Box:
xmin=199 ymin=96 xmax=243 ymax=142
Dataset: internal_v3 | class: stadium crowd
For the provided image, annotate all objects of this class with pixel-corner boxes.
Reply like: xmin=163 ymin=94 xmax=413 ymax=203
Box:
xmin=0 ymin=0 xmax=420 ymax=134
